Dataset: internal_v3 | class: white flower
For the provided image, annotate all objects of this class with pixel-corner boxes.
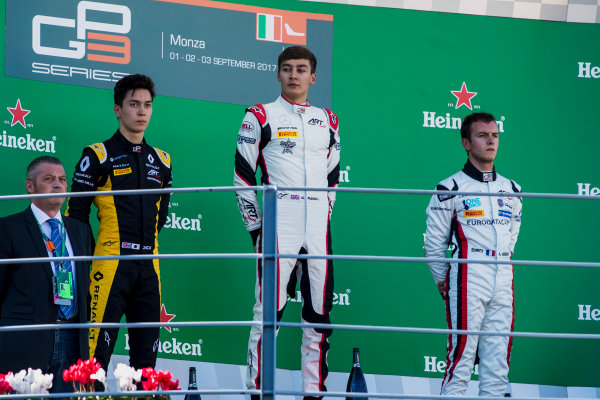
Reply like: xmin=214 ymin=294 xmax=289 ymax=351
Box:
xmin=7 ymin=370 xmax=29 ymax=394
xmin=132 ymin=368 xmax=142 ymax=383
xmin=118 ymin=378 xmax=135 ymax=391
xmin=3 ymin=372 xmax=14 ymax=385
xmin=114 ymin=364 xmax=142 ymax=392
xmin=91 ymin=368 xmax=106 ymax=384
xmin=113 ymin=363 xmax=133 ymax=381
xmin=8 ymin=370 xmax=25 ymax=384
xmin=33 ymin=371 xmax=53 ymax=394
xmin=5 ymin=369 xmax=53 ymax=395
xmin=11 ymin=382 xmax=28 ymax=394
xmin=30 ymin=383 xmax=41 ymax=394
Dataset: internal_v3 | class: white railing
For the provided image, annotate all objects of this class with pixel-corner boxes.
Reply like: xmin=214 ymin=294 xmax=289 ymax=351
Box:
xmin=0 ymin=185 xmax=597 ymax=400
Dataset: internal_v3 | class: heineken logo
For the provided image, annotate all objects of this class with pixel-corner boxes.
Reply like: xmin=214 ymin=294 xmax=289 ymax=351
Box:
xmin=421 ymin=82 xmax=505 ymax=133
xmin=125 ymin=334 xmax=203 ymax=358
xmin=450 ymin=82 xmax=477 ymax=110
xmin=164 ymin=212 xmax=202 ymax=232
xmin=2 ymin=98 xmax=57 ymax=153
xmin=578 ymin=62 xmax=600 ymax=79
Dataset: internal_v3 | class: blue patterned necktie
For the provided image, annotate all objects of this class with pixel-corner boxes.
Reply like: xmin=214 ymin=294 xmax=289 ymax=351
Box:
xmin=48 ymin=218 xmax=76 ymax=320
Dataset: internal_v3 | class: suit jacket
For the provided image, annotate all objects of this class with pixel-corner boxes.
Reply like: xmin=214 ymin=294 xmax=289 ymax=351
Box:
xmin=0 ymin=206 xmax=92 ymax=373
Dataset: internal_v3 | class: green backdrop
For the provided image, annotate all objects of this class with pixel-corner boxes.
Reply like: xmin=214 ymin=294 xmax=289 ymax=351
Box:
xmin=1 ymin=0 xmax=599 ymax=388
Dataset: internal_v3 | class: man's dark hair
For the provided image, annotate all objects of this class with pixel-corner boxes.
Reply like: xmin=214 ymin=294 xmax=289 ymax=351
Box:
xmin=461 ymin=112 xmax=496 ymax=140
xmin=278 ymin=46 xmax=317 ymax=73
xmin=114 ymin=74 xmax=156 ymax=106
xmin=26 ymin=156 xmax=63 ymax=181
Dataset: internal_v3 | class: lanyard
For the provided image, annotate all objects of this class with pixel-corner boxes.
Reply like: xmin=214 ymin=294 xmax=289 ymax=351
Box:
xmin=35 ymin=218 xmax=67 ymax=271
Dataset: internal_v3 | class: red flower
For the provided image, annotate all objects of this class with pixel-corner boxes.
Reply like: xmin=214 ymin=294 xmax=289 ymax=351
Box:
xmin=156 ymin=370 xmax=180 ymax=390
xmin=142 ymin=367 xmax=156 ymax=379
xmin=140 ymin=368 xmax=180 ymax=391
xmin=157 ymin=370 xmax=172 ymax=383
xmin=142 ymin=377 xmax=159 ymax=391
xmin=63 ymin=365 xmax=75 ymax=382
xmin=63 ymin=357 xmax=104 ymax=390
xmin=162 ymin=378 xmax=180 ymax=391
xmin=0 ymin=379 xmax=13 ymax=393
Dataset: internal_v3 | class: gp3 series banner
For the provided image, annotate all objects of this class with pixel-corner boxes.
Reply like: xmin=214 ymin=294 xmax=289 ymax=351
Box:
xmin=5 ymin=0 xmax=333 ymax=107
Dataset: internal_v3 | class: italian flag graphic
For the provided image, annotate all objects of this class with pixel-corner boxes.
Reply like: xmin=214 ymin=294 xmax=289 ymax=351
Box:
xmin=257 ymin=14 xmax=282 ymax=42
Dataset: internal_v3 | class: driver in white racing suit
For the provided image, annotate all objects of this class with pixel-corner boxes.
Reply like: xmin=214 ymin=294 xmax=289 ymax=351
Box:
xmin=234 ymin=46 xmax=340 ymax=400
xmin=425 ymin=112 xmax=522 ymax=397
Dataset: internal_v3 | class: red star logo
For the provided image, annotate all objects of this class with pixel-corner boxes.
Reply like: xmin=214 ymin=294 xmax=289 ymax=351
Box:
xmin=451 ymin=82 xmax=477 ymax=110
xmin=7 ymin=99 xmax=31 ymax=128
xmin=160 ymin=303 xmax=176 ymax=333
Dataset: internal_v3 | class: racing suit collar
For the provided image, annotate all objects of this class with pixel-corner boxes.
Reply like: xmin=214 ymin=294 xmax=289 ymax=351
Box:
xmin=114 ymin=130 xmax=148 ymax=153
xmin=462 ymin=159 xmax=497 ymax=182
xmin=278 ymin=95 xmax=311 ymax=113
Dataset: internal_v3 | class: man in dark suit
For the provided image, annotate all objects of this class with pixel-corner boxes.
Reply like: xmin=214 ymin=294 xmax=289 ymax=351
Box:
xmin=0 ymin=156 xmax=92 ymax=394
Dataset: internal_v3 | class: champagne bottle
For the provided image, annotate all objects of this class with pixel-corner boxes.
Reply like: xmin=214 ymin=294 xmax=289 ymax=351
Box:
xmin=184 ymin=367 xmax=201 ymax=400
xmin=345 ymin=348 xmax=368 ymax=400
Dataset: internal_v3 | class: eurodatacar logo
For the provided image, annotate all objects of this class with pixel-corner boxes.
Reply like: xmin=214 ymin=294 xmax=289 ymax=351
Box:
xmin=32 ymin=1 xmax=131 ymax=64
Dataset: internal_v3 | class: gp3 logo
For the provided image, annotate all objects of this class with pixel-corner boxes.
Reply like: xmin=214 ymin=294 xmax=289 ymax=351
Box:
xmin=32 ymin=1 xmax=131 ymax=64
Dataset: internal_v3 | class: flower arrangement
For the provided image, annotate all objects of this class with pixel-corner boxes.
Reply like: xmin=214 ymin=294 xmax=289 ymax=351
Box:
xmin=0 ymin=368 xmax=53 ymax=394
xmin=62 ymin=357 xmax=106 ymax=392
xmin=65 ymin=360 xmax=181 ymax=396
xmin=0 ymin=360 xmax=181 ymax=398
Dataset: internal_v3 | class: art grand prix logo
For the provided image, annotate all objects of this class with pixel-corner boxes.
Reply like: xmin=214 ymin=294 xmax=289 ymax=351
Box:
xmin=32 ymin=1 xmax=131 ymax=64
xmin=422 ymin=82 xmax=505 ymax=133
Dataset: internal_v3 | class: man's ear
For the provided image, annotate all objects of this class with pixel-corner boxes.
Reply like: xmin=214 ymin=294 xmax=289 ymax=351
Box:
xmin=461 ymin=137 xmax=471 ymax=152
xmin=25 ymin=179 xmax=35 ymax=194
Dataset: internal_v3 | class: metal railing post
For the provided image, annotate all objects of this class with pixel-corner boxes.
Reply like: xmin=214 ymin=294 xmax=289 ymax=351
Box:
xmin=261 ymin=185 xmax=278 ymax=400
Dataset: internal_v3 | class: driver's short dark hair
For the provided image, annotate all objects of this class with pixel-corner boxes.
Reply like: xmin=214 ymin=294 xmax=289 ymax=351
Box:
xmin=278 ymin=46 xmax=317 ymax=73
xmin=114 ymin=74 xmax=156 ymax=106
